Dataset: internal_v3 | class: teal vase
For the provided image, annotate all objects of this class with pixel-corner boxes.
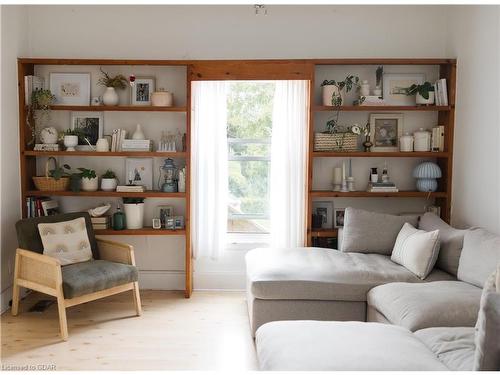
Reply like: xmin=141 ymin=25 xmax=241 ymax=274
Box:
xmin=113 ymin=207 xmax=125 ymax=230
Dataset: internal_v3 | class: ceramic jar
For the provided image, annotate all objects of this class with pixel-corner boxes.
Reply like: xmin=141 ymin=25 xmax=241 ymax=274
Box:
xmin=151 ymin=89 xmax=173 ymax=107
xmin=416 ymin=92 xmax=435 ymax=105
xmin=40 ymin=127 xmax=58 ymax=144
xmin=360 ymin=80 xmax=370 ymax=96
xmin=81 ymin=177 xmax=99 ymax=191
xmin=100 ymin=178 xmax=117 ymax=191
xmin=102 ymin=87 xmax=119 ymax=106
xmin=414 ymin=128 xmax=431 ymax=152
xmin=123 ymin=203 xmax=145 ymax=229
xmin=96 ymin=138 xmax=110 ymax=152
xmin=400 ymin=133 xmax=414 ymax=152
xmin=322 ymin=85 xmax=343 ymax=106
xmin=64 ymin=135 xmax=79 ymax=151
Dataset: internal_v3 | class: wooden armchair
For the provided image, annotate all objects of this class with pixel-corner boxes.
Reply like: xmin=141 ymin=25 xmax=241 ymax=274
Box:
xmin=12 ymin=212 xmax=141 ymax=340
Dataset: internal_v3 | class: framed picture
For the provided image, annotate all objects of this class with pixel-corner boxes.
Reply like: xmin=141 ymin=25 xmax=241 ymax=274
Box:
xmin=312 ymin=201 xmax=333 ymax=229
xmin=156 ymin=205 xmax=174 ymax=226
xmin=131 ymin=77 xmax=155 ymax=106
xmin=382 ymin=73 xmax=424 ymax=105
xmin=152 ymin=218 xmax=162 ymax=229
xmin=165 ymin=217 xmax=176 ymax=230
xmin=49 ymin=73 xmax=90 ymax=105
xmin=174 ymin=216 xmax=185 ymax=229
xmin=333 ymin=208 xmax=346 ymax=228
xmin=369 ymin=113 xmax=404 ymax=152
xmin=125 ymin=158 xmax=153 ymax=190
xmin=71 ymin=111 xmax=103 ymax=149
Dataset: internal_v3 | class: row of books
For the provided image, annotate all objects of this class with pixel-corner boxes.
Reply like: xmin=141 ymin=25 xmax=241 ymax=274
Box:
xmin=434 ymin=79 xmax=448 ymax=106
xmin=111 ymin=129 xmax=127 ymax=151
xmin=34 ymin=143 xmax=61 ymax=151
xmin=431 ymin=125 xmax=445 ymax=152
xmin=91 ymin=216 xmax=111 ymax=230
xmin=116 ymin=185 xmax=146 ymax=192
xmin=26 ymin=197 xmax=59 ymax=218
xmin=24 ymin=75 xmax=44 ymax=105
xmin=367 ymin=182 xmax=399 ymax=193
xmin=122 ymin=139 xmax=153 ymax=152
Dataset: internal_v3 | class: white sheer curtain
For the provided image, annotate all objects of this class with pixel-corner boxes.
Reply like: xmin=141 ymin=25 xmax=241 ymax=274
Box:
xmin=191 ymin=81 xmax=228 ymax=260
xmin=270 ymin=80 xmax=309 ymax=248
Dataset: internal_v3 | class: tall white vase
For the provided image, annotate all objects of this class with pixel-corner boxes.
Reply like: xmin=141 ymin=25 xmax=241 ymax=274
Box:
xmin=124 ymin=203 xmax=145 ymax=229
xmin=102 ymin=87 xmax=119 ymax=106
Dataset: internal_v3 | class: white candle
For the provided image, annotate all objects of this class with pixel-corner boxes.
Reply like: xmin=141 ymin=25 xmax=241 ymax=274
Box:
xmin=333 ymin=167 xmax=342 ymax=185
xmin=342 ymin=162 xmax=346 ymax=181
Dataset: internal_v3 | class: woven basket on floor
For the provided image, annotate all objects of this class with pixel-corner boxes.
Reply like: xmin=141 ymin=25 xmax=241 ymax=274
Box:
xmin=314 ymin=132 xmax=358 ymax=152
xmin=32 ymin=157 xmax=70 ymax=191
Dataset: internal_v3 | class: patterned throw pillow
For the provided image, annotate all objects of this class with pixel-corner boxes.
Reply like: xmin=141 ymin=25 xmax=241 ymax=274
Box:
xmin=38 ymin=217 xmax=93 ymax=265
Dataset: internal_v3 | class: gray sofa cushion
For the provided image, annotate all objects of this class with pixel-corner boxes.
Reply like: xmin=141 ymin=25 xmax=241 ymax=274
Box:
xmin=367 ymin=281 xmax=482 ymax=331
xmin=419 ymin=212 xmax=466 ymax=276
xmin=246 ymin=247 xmax=454 ymax=302
xmin=341 ymin=208 xmax=419 ymax=255
xmin=256 ymin=321 xmax=447 ymax=371
xmin=62 ymin=260 xmax=138 ymax=299
xmin=458 ymin=228 xmax=500 ymax=288
xmin=415 ymin=327 xmax=475 ymax=371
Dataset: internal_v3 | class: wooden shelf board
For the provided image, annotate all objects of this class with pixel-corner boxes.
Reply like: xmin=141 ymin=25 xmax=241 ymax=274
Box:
xmin=310 ymin=191 xmax=447 ymax=198
xmin=313 ymin=58 xmax=456 ymax=66
xmin=314 ymin=105 xmax=452 ymax=112
xmin=24 ymin=151 xmax=187 ymax=158
xmin=95 ymin=227 xmax=186 ymax=236
xmin=50 ymin=105 xmax=187 ymax=112
xmin=309 ymin=229 xmax=339 ymax=238
xmin=26 ymin=190 xmax=186 ymax=198
xmin=312 ymin=151 xmax=449 ymax=158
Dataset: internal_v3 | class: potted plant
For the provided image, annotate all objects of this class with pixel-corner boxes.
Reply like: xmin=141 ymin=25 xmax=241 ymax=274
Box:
xmin=321 ymin=75 xmax=360 ymax=107
xmin=77 ymin=168 xmax=98 ymax=191
xmin=26 ymin=90 xmax=56 ymax=147
xmin=63 ymin=129 xmax=82 ymax=151
xmin=404 ymin=81 xmax=435 ymax=105
xmin=101 ymin=169 xmax=118 ymax=191
xmin=98 ymin=67 xmax=128 ymax=106
xmin=123 ymin=197 xmax=145 ymax=229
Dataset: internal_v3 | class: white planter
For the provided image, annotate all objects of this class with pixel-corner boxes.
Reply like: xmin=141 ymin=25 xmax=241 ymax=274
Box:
xmin=81 ymin=177 xmax=98 ymax=191
xmin=101 ymin=178 xmax=117 ymax=191
xmin=40 ymin=127 xmax=59 ymax=144
xmin=102 ymin=87 xmax=119 ymax=106
xmin=416 ymin=91 xmax=435 ymax=105
xmin=322 ymin=85 xmax=343 ymax=106
xmin=64 ymin=135 xmax=79 ymax=151
xmin=124 ymin=203 xmax=145 ymax=229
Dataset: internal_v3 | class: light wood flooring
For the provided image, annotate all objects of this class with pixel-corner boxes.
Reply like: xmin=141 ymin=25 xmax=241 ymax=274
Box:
xmin=1 ymin=290 xmax=258 ymax=371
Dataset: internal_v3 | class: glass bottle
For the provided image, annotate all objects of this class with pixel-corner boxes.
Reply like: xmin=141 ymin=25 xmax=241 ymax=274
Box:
xmin=113 ymin=206 xmax=126 ymax=231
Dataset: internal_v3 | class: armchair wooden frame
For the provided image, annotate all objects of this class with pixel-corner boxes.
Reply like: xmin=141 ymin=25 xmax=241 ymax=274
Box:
xmin=11 ymin=237 xmax=142 ymax=341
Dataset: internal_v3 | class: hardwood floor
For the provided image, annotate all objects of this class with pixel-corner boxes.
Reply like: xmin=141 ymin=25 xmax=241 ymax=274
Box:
xmin=1 ymin=290 xmax=258 ymax=371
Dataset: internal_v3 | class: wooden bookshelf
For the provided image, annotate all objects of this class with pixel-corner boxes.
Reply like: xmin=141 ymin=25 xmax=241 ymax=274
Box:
xmin=24 ymin=151 xmax=187 ymax=158
xmin=313 ymin=105 xmax=452 ymax=112
xmin=309 ymin=228 xmax=338 ymax=238
xmin=310 ymin=191 xmax=448 ymax=198
xmin=50 ymin=105 xmax=187 ymax=112
xmin=312 ymin=151 xmax=449 ymax=158
xmin=26 ymin=190 xmax=186 ymax=198
xmin=94 ymin=228 xmax=186 ymax=236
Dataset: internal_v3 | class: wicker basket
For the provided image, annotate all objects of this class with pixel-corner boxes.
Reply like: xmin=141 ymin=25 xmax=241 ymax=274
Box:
xmin=314 ymin=132 xmax=359 ymax=152
xmin=32 ymin=157 xmax=70 ymax=191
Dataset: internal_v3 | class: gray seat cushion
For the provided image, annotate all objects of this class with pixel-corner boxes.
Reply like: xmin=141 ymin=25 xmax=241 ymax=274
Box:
xmin=256 ymin=320 xmax=447 ymax=371
xmin=62 ymin=260 xmax=138 ymax=299
xmin=415 ymin=327 xmax=475 ymax=371
xmin=367 ymin=281 xmax=482 ymax=331
xmin=246 ymin=247 xmax=454 ymax=302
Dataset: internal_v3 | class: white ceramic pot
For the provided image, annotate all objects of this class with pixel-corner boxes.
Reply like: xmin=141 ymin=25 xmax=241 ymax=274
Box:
xmin=40 ymin=127 xmax=59 ymax=144
xmin=124 ymin=203 xmax=145 ymax=229
xmin=360 ymin=80 xmax=370 ymax=97
xmin=399 ymin=133 xmax=414 ymax=152
xmin=416 ymin=91 xmax=435 ymax=105
xmin=81 ymin=177 xmax=99 ymax=191
xmin=64 ymin=135 xmax=79 ymax=151
xmin=102 ymin=87 xmax=119 ymax=106
xmin=151 ymin=90 xmax=173 ymax=107
xmin=414 ymin=128 xmax=431 ymax=152
xmin=322 ymin=85 xmax=343 ymax=106
xmin=373 ymin=86 xmax=382 ymax=96
xmin=100 ymin=178 xmax=117 ymax=191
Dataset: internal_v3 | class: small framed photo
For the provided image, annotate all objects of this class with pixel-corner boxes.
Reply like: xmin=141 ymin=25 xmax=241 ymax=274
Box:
xmin=125 ymin=158 xmax=153 ymax=190
xmin=369 ymin=113 xmax=404 ymax=152
xmin=156 ymin=205 xmax=174 ymax=226
xmin=333 ymin=208 xmax=346 ymax=228
xmin=174 ymin=216 xmax=185 ymax=229
xmin=131 ymin=77 xmax=155 ymax=106
xmin=50 ymin=72 xmax=91 ymax=105
xmin=312 ymin=201 xmax=333 ymax=229
xmin=71 ymin=111 xmax=104 ymax=149
xmin=152 ymin=218 xmax=162 ymax=229
xmin=165 ymin=217 xmax=175 ymax=230
xmin=383 ymin=73 xmax=425 ymax=105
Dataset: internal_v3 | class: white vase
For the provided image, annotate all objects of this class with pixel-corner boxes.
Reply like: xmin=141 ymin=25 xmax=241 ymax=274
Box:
xmin=416 ymin=91 xmax=435 ymax=105
xmin=40 ymin=127 xmax=59 ymax=144
xmin=124 ymin=203 xmax=145 ymax=229
xmin=102 ymin=87 xmax=119 ymax=106
xmin=360 ymin=80 xmax=370 ymax=97
xmin=81 ymin=177 xmax=98 ymax=191
xmin=64 ymin=135 xmax=79 ymax=151
xmin=100 ymin=178 xmax=117 ymax=191
xmin=132 ymin=124 xmax=145 ymax=140
xmin=373 ymin=86 xmax=382 ymax=96
xmin=322 ymin=85 xmax=343 ymax=106
xmin=96 ymin=138 xmax=110 ymax=152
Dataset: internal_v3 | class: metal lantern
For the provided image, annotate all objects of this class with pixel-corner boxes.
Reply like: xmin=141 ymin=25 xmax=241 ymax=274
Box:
xmin=158 ymin=158 xmax=178 ymax=192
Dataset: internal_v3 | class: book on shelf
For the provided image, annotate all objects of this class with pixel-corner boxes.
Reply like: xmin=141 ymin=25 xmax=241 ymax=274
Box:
xmin=434 ymin=79 xmax=448 ymax=106
xmin=116 ymin=185 xmax=146 ymax=192
xmin=358 ymin=95 xmax=387 ymax=106
xmin=121 ymin=139 xmax=153 ymax=152
xmin=111 ymin=129 xmax=128 ymax=152
xmin=24 ymin=75 xmax=45 ymax=105
xmin=91 ymin=215 xmax=111 ymax=224
xmin=34 ymin=143 xmax=61 ymax=151
xmin=92 ymin=223 xmax=110 ymax=230
xmin=431 ymin=125 xmax=445 ymax=152
xmin=367 ymin=182 xmax=399 ymax=192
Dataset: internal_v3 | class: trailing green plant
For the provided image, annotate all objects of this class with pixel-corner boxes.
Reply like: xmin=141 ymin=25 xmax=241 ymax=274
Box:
xmin=404 ymin=81 xmax=435 ymax=100
xmin=123 ymin=197 xmax=145 ymax=204
xmin=49 ymin=163 xmax=71 ymax=180
xmin=64 ymin=128 xmax=85 ymax=137
xmin=321 ymin=75 xmax=360 ymax=132
xmin=32 ymin=90 xmax=56 ymax=110
xmin=98 ymin=67 xmax=128 ymax=89
xmin=102 ymin=170 xmax=117 ymax=179
xmin=26 ymin=90 xmax=57 ymax=147
xmin=77 ymin=168 xmax=97 ymax=180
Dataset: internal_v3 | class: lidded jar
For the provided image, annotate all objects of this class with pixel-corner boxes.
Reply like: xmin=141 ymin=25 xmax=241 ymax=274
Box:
xmin=151 ymin=88 xmax=173 ymax=107
xmin=400 ymin=132 xmax=414 ymax=152
xmin=413 ymin=128 xmax=431 ymax=152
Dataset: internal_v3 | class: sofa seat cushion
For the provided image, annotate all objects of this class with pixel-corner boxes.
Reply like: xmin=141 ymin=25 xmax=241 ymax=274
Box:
xmin=256 ymin=320 xmax=447 ymax=371
xmin=62 ymin=260 xmax=138 ymax=299
xmin=367 ymin=281 xmax=481 ymax=331
xmin=415 ymin=327 xmax=475 ymax=371
xmin=246 ymin=247 xmax=454 ymax=301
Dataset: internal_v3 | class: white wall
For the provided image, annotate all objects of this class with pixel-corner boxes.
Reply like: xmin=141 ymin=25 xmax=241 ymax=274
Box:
xmin=446 ymin=5 xmax=500 ymax=234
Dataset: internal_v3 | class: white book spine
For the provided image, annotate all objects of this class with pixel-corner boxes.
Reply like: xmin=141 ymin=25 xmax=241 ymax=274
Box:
xmin=440 ymin=79 xmax=448 ymax=106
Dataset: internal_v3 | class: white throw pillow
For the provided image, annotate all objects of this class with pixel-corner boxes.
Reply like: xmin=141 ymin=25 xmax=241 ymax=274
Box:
xmin=38 ymin=217 xmax=93 ymax=265
xmin=391 ymin=223 xmax=440 ymax=279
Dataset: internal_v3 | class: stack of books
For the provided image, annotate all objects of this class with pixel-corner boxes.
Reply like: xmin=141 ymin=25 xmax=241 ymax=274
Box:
xmin=24 ymin=75 xmax=44 ymax=105
xmin=431 ymin=125 xmax=445 ymax=152
xmin=357 ymin=95 xmax=387 ymax=106
xmin=434 ymin=79 xmax=448 ymax=106
xmin=34 ymin=143 xmax=60 ymax=151
xmin=26 ymin=197 xmax=59 ymax=218
xmin=367 ymin=182 xmax=399 ymax=193
xmin=91 ymin=216 xmax=111 ymax=230
xmin=121 ymin=139 xmax=152 ymax=152
xmin=116 ymin=185 xmax=146 ymax=193
xmin=111 ymin=129 xmax=127 ymax=151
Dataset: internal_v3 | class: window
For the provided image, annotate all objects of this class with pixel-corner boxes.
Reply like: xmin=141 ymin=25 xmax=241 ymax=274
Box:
xmin=227 ymin=81 xmax=275 ymax=234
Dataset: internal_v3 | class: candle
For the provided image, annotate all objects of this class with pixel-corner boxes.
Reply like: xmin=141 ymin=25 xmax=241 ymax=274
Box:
xmin=333 ymin=167 xmax=342 ymax=185
xmin=342 ymin=162 xmax=346 ymax=181
xmin=349 ymin=158 xmax=352 ymax=178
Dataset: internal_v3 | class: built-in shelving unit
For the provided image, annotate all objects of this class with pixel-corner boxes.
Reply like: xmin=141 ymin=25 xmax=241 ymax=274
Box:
xmin=50 ymin=105 xmax=187 ymax=112
xmin=313 ymin=105 xmax=452 ymax=112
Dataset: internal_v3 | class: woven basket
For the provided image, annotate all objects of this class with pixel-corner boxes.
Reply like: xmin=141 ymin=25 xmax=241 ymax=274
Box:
xmin=314 ymin=132 xmax=358 ymax=152
xmin=32 ymin=157 xmax=70 ymax=191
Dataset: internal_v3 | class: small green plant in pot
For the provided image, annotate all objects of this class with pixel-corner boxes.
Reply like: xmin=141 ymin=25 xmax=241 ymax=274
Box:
xmin=98 ymin=67 xmax=128 ymax=106
xmin=405 ymin=81 xmax=435 ymax=105
xmin=101 ymin=169 xmax=118 ymax=192
xmin=321 ymin=75 xmax=360 ymax=133
xmin=63 ymin=128 xmax=84 ymax=151
xmin=77 ymin=168 xmax=98 ymax=192
xmin=122 ymin=197 xmax=146 ymax=230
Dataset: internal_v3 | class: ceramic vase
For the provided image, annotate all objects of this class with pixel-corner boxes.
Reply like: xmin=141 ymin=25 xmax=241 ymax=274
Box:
xmin=102 ymin=87 xmax=119 ymax=106
xmin=96 ymin=138 xmax=110 ymax=152
xmin=40 ymin=127 xmax=59 ymax=144
xmin=416 ymin=92 xmax=435 ymax=105
xmin=81 ymin=177 xmax=98 ymax=191
xmin=64 ymin=135 xmax=79 ymax=151
xmin=151 ymin=90 xmax=173 ymax=107
xmin=101 ymin=178 xmax=117 ymax=191
xmin=132 ymin=124 xmax=145 ymax=140
xmin=123 ymin=203 xmax=145 ymax=229
xmin=322 ymin=85 xmax=343 ymax=106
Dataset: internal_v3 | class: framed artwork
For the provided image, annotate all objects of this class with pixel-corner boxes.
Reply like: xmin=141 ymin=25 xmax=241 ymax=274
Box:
xmin=312 ymin=201 xmax=333 ymax=229
xmin=131 ymin=77 xmax=155 ymax=106
xmin=71 ymin=111 xmax=103 ymax=149
xmin=125 ymin=158 xmax=153 ymax=190
xmin=152 ymin=218 xmax=162 ymax=229
xmin=333 ymin=208 xmax=346 ymax=228
xmin=156 ymin=205 xmax=174 ymax=226
xmin=382 ymin=73 xmax=424 ymax=105
xmin=369 ymin=113 xmax=404 ymax=152
xmin=174 ymin=216 xmax=185 ymax=229
xmin=50 ymin=73 xmax=90 ymax=105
